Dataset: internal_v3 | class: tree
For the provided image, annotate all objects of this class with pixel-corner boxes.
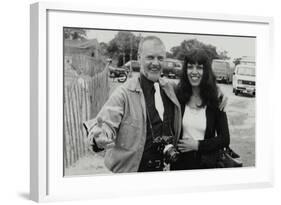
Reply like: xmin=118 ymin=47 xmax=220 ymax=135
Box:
xmin=99 ymin=42 xmax=109 ymax=56
xmin=218 ymin=50 xmax=230 ymax=60
xmin=107 ymin=31 xmax=141 ymax=67
xmin=233 ymin=57 xmax=242 ymax=66
xmin=169 ymin=39 xmax=220 ymax=61
xmin=64 ymin=28 xmax=87 ymax=40
xmin=166 ymin=52 xmax=174 ymax=58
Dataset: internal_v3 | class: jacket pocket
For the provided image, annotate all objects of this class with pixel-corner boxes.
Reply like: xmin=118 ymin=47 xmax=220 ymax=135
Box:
xmin=116 ymin=120 xmax=140 ymax=150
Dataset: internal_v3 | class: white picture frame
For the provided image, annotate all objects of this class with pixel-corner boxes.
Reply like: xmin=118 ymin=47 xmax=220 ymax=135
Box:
xmin=30 ymin=2 xmax=274 ymax=202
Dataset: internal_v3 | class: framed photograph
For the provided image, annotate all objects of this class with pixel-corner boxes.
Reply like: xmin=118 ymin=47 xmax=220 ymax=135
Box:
xmin=30 ymin=2 xmax=274 ymax=202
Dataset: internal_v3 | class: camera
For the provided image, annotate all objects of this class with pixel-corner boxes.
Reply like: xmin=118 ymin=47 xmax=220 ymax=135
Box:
xmin=163 ymin=144 xmax=179 ymax=163
xmin=153 ymin=136 xmax=179 ymax=163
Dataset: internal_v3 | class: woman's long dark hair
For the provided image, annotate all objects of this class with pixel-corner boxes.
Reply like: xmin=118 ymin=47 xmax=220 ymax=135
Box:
xmin=176 ymin=49 xmax=219 ymax=109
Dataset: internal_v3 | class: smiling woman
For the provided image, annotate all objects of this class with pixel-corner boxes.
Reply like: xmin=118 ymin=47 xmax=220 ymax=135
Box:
xmin=172 ymin=49 xmax=230 ymax=170
xmin=177 ymin=49 xmax=219 ymax=109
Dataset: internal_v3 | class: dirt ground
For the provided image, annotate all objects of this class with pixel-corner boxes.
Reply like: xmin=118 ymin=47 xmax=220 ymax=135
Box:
xmin=65 ymin=74 xmax=255 ymax=176
xmin=219 ymin=83 xmax=255 ymax=167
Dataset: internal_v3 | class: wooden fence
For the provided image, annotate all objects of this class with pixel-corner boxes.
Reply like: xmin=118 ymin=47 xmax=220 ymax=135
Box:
xmin=63 ymin=64 xmax=109 ymax=169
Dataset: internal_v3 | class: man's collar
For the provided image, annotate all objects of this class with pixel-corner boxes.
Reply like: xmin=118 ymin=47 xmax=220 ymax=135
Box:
xmin=140 ymin=73 xmax=168 ymax=86
xmin=126 ymin=73 xmax=168 ymax=92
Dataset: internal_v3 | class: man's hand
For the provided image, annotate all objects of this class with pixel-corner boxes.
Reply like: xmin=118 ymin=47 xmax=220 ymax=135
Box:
xmin=87 ymin=117 xmax=115 ymax=149
xmin=217 ymin=87 xmax=228 ymax=111
xmin=219 ymin=94 xmax=228 ymax=111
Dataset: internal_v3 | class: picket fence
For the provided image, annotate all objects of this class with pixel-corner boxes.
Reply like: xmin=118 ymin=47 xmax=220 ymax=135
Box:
xmin=63 ymin=68 xmax=109 ymax=169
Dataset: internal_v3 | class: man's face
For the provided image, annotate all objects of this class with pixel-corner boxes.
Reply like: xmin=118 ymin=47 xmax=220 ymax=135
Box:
xmin=139 ymin=39 xmax=166 ymax=82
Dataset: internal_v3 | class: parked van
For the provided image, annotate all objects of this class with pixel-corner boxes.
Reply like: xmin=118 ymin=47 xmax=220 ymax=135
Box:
xmin=240 ymin=56 xmax=255 ymax=66
xmin=212 ymin=59 xmax=233 ymax=83
xmin=232 ymin=64 xmax=255 ymax=96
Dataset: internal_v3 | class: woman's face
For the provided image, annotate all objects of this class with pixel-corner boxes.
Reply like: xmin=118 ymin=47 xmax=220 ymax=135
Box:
xmin=186 ymin=63 xmax=204 ymax=87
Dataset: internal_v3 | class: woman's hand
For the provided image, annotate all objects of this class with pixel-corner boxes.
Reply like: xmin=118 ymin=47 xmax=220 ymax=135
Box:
xmin=177 ymin=138 xmax=199 ymax=152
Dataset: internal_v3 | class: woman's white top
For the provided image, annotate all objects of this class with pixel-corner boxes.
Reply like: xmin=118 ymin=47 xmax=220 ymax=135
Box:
xmin=182 ymin=105 xmax=206 ymax=140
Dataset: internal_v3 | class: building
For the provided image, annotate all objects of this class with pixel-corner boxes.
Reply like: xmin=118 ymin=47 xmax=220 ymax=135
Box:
xmin=64 ymin=39 xmax=106 ymax=76
xmin=64 ymin=39 xmax=101 ymax=58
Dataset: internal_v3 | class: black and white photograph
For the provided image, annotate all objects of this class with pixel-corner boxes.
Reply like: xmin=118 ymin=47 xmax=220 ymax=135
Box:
xmin=26 ymin=0 xmax=279 ymax=202
xmin=63 ymin=28 xmax=255 ymax=176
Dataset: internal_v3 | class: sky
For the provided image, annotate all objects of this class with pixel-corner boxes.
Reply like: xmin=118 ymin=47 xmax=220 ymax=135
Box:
xmin=87 ymin=29 xmax=256 ymax=61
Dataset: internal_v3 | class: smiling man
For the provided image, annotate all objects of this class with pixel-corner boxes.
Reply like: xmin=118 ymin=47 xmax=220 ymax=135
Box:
xmin=138 ymin=36 xmax=166 ymax=82
xmin=84 ymin=36 xmax=182 ymax=173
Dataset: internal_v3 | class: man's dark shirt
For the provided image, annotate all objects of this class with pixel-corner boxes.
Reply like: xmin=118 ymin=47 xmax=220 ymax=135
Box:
xmin=138 ymin=74 xmax=175 ymax=171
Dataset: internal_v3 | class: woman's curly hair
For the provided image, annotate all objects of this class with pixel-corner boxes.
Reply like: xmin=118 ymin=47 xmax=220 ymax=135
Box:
xmin=176 ymin=49 xmax=219 ymax=109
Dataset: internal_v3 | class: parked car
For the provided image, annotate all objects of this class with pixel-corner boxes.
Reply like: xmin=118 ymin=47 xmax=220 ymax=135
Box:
xmin=212 ymin=59 xmax=234 ymax=84
xmin=161 ymin=58 xmax=182 ymax=79
xmin=108 ymin=65 xmax=129 ymax=83
xmin=122 ymin=58 xmax=182 ymax=79
xmin=232 ymin=64 xmax=255 ymax=96
xmin=122 ymin=60 xmax=140 ymax=72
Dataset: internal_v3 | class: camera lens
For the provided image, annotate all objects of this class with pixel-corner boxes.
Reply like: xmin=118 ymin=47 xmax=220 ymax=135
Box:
xmin=163 ymin=144 xmax=179 ymax=163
